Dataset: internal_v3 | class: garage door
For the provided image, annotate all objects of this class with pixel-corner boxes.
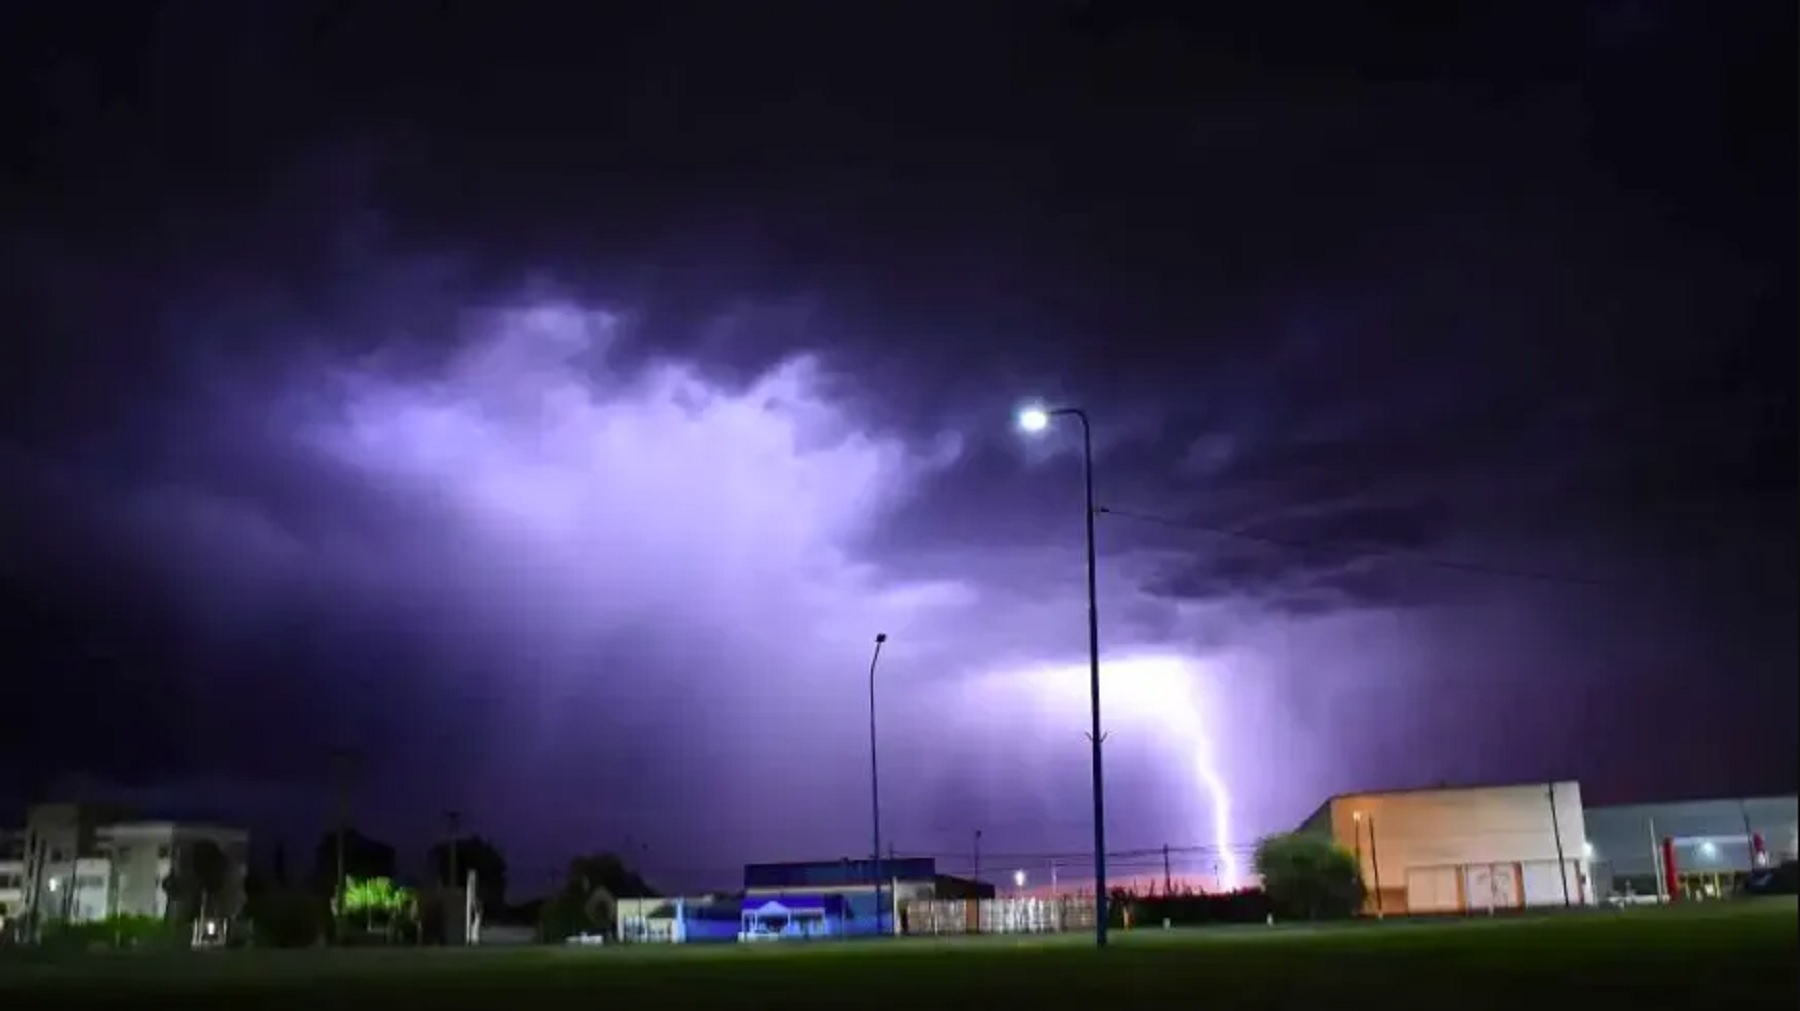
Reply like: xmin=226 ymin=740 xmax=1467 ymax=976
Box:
xmin=1405 ymin=866 xmax=1463 ymax=914
xmin=1463 ymin=863 xmax=1523 ymax=911
xmin=1519 ymin=859 xmax=1576 ymax=907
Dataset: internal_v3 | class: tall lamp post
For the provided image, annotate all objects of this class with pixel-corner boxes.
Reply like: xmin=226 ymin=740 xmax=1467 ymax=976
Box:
xmin=868 ymin=632 xmax=889 ymax=937
xmin=1362 ymin=811 xmax=1385 ymax=916
xmin=1017 ymin=404 xmax=1109 ymax=947
xmin=1352 ymin=811 xmax=1367 ymax=914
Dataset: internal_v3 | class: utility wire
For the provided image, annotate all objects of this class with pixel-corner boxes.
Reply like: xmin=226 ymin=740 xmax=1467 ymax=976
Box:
xmin=1097 ymin=504 xmax=1612 ymax=588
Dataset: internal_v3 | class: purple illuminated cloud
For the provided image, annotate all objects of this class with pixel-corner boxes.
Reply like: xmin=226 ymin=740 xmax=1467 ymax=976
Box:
xmin=98 ymin=299 xmax=1297 ymax=882
xmin=55 ymin=288 xmax=1763 ymax=890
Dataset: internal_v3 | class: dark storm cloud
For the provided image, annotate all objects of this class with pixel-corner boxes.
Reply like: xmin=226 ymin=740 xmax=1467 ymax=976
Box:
xmin=1139 ymin=528 xmax=1443 ymax=618
xmin=1 ymin=0 xmax=1792 ymax=870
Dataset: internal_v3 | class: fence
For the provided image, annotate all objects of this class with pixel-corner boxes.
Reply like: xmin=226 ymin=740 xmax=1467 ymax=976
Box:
xmin=900 ymin=896 xmax=1095 ymax=936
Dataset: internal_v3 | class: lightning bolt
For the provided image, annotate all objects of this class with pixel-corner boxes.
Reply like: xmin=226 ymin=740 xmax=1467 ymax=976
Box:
xmin=1147 ymin=661 xmax=1240 ymax=891
xmin=1191 ymin=734 xmax=1240 ymax=890
xmin=971 ymin=653 xmax=1242 ymax=890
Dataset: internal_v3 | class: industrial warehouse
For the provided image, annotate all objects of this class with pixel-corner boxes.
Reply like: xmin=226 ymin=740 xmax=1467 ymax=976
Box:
xmin=1297 ymin=781 xmax=1593 ymax=914
xmin=1295 ymin=781 xmax=1798 ymax=915
xmin=1584 ymin=795 xmax=1798 ymax=902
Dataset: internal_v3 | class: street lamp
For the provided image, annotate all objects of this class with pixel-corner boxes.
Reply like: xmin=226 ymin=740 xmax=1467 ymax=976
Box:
xmin=868 ymin=632 xmax=889 ymax=937
xmin=1013 ymin=869 xmax=1028 ymax=890
xmin=1015 ymin=402 xmax=1109 ymax=947
xmin=1355 ymin=811 xmax=1385 ymax=916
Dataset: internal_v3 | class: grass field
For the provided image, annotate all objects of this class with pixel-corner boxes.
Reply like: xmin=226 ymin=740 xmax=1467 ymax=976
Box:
xmin=2 ymin=900 xmax=1793 ymax=1009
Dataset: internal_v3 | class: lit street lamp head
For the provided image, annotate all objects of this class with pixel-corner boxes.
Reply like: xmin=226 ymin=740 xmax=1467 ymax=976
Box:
xmin=1011 ymin=397 xmax=1106 ymax=946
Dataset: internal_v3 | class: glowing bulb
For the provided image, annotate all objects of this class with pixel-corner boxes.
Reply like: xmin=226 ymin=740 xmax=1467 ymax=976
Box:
xmin=1013 ymin=869 xmax=1027 ymax=888
xmin=1017 ymin=406 xmax=1050 ymax=433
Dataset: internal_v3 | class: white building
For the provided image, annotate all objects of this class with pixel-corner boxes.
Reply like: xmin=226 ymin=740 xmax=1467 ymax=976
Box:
xmin=1298 ymin=781 xmax=1594 ymax=915
xmin=0 ymin=802 xmax=249 ymax=932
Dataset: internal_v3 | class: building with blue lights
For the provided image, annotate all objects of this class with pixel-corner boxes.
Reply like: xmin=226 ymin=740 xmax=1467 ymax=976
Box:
xmin=742 ymin=857 xmax=991 ymax=938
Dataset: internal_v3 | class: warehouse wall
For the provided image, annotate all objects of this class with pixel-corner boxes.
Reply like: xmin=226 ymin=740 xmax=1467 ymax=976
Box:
xmin=1322 ymin=782 xmax=1591 ymax=915
xmin=1585 ymin=796 xmax=1799 ymax=899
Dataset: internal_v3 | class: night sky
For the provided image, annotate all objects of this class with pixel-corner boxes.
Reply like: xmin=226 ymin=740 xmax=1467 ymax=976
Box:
xmin=2 ymin=1 xmax=1794 ymax=894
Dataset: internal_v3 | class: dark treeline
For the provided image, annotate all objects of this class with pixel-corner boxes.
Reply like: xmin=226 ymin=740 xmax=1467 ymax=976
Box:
xmin=231 ymin=828 xmax=656 ymax=949
xmin=1112 ymin=887 xmax=1273 ymax=927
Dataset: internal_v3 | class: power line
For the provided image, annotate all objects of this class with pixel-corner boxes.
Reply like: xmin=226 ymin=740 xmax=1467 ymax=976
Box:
xmin=1097 ymin=505 xmax=1612 ymax=588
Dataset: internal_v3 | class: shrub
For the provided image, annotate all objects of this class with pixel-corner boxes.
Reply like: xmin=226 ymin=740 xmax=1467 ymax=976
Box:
xmin=40 ymin=915 xmax=185 ymax=951
xmin=1254 ymin=832 xmax=1366 ymax=920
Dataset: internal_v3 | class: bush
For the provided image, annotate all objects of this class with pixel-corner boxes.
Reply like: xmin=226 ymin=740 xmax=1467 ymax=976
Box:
xmin=538 ymin=889 xmax=600 ymax=942
xmin=1125 ymin=889 xmax=1273 ymax=927
xmin=40 ymin=915 xmax=186 ymax=951
xmin=1255 ymin=832 xmax=1365 ymax=920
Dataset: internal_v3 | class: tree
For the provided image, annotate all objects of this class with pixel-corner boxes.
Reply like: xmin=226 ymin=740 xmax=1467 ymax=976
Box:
xmin=311 ymin=829 xmax=398 ymax=897
xmin=158 ymin=839 xmax=242 ymax=944
xmin=426 ymin=834 xmax=508 ymax=909
xmin=537 ymin=852 xmax=655 ymax=941
xmin=1254 ymin=832 xmax=1365 ymax=921
xmin=191 ymin=839 xmax=238 ymax=920
xmin=161 ymin=869 xmax=197 ymax=925
xmin=341 ymin=876 xmax=417 ymax=939
xmin=538 ymin=888 xmax=596 ymax=942
xmin=567 ymin=852 xmax=656 ymax=900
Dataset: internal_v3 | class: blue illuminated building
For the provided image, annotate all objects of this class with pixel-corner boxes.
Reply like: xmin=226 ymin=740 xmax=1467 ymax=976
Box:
xmin=740 ymin=857 xmax=991 ymax=938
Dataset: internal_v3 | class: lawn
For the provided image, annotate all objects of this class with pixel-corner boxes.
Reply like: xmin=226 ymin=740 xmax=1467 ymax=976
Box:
xmin=2 ymin=900 xmax=1793 ymax=1009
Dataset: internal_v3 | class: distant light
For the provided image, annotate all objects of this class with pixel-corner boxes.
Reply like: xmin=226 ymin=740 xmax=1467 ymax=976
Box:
xmin=1013 ymin=869 xmax=1027 ymax=888
xmin=1352 ymin=810 xmax=1364 ymax=822
xmin=1582 ymin=841 xmax=1595 ymax=859
xmin=1017 ymin=406 xmax=1050 ymax=433
xmin=47 ymin=878 xmax=59 ymax=892
xmin=1699 ymin=840 xmax=1717 ymax=858
xmin=204 ymin=920 xmax=219 ymax=936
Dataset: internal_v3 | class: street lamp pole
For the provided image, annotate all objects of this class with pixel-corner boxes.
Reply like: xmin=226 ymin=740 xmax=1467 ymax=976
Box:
xmin=1017 ymin=404 xmax=1108 ymax=947
xmin=868 ymin=632 xmax=889 ymax=937
xmin=1367 ymin=813 xmax=1385 ymax=917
